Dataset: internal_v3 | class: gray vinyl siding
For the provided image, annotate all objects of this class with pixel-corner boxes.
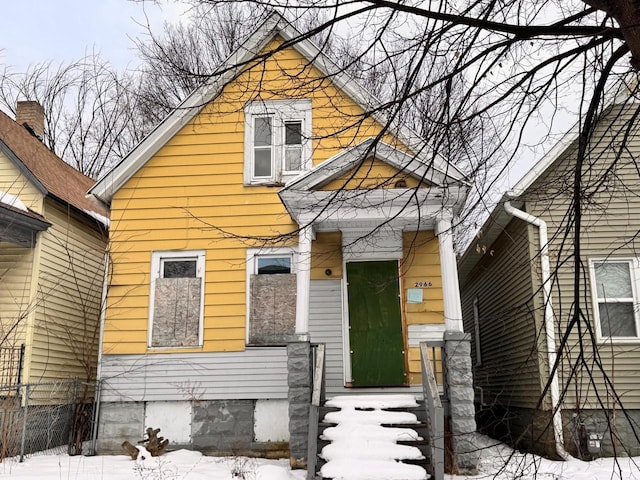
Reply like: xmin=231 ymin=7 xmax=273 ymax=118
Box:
xmin=460 ymin=218 xmax=545 ymax=409
xmin=525 ymin=102 xmax=640 ymax=409
xmin=308 ymin=279 xmax=422 ymax=396
xmin=99 ymin=348 xmax=288 ymax=402
xmin=308 ymin=279 xmax=344 ymax=393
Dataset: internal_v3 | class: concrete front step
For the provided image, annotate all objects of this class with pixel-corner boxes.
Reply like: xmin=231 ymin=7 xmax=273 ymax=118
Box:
xmin=312 ymin=394 xmax=431 ymax=480
xmin=319 ymin=459 xmax=429 ymax=480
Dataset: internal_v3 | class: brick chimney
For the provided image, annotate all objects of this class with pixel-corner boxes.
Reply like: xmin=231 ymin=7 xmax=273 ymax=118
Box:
xmin=16 ymin=101 xmax=45 ymax=139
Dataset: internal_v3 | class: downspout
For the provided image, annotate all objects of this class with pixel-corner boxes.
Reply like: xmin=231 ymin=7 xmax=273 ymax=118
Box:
xmin=503 ymin=196 xmax=570 ymax=460
xmin=91 ymin=251 xmax=109 ymax=456
xmin=96 ymin=251 xmax=110 ymax=381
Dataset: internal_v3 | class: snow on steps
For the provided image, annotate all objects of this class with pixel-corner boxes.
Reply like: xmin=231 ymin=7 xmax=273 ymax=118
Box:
xmin=318 ymin=394 xmax=429 ymax=480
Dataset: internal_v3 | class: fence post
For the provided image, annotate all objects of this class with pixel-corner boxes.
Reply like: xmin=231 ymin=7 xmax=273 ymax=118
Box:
xmin=19 ymin=384 xmax=30 ymax=462
xmin=89 ymin=380 xmax=102 ymax=456
xmin=68 ymin=379 xmax=79 ymax=455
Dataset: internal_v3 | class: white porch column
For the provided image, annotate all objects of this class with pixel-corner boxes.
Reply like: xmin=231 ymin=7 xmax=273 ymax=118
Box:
xmin=295 ymin=225 xmax=313 ymax=335
xmin=435 ymin=217 xmax=464 ymax=332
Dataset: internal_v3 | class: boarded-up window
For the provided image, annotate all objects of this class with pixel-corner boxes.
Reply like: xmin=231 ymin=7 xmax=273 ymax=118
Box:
xmin=249 ymin=273 xmax=296 ymax=345
xmin=150 ymin=252 xmax=204 ymax=348
xmin=152 ymin=277 xmax=201 ymax=347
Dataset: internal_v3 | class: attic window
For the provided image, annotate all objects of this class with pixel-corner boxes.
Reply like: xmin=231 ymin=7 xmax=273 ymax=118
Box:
xmin=244 ymin=99 xmax=311 ymax=185
xmin=284 ymin=121 xmax=303 ymax=171
xmin=247 ymin=250 xmax=297 ymax=346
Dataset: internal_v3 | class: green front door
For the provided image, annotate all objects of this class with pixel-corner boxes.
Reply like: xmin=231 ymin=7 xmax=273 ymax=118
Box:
xmin=346 ymin=261 xmax=406 ymax=386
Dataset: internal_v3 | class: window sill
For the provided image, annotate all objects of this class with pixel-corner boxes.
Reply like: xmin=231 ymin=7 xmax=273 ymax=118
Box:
xmin=596 ymin=337 xmax=640 ymax=345
xmin=244 ymin=180 xmax=284 ymax=187
xmin=245 ymin=174 xmax=302 ymax=187
xmin=147 ymin=345 xmax=203 ymax=351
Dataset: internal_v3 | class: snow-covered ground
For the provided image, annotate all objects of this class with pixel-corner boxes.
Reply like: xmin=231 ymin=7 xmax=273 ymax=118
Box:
xmin=0 ymin=449 xmax=306 ymax=480
xmin=1 ymin=437 xmax=639 ymax=480
xmin=1 ymin=394 xmax=638 ymax=479
xmin=453 ymin=434 xmax=640 ymax=480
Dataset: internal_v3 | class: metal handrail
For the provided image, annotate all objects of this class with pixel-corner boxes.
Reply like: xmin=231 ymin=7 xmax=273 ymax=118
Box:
xmin=420 ymin=341 xmax=445 ymax=480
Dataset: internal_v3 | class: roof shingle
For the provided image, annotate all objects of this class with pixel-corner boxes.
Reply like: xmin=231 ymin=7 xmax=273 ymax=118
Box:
xmin=0 ymin=109 xmax=108 ymax=218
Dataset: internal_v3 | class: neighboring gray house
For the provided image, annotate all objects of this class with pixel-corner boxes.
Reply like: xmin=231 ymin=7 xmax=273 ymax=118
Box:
xmin=458 ymin=84 xmax=640 ymax=459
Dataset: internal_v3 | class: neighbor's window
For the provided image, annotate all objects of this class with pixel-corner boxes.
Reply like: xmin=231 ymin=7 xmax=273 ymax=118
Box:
xmin=591 ymin=260 xmax=639 ymax=339
xmin=247 ymin=251 xmax=297 ymax=345
xmin=244 ymin=100 xmax=311 ymax=184
xmin=149 ymin=251 xmax=205 ymax=348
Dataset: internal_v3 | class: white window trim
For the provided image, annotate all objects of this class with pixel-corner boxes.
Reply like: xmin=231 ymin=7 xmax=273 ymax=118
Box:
xmin=148 ymin=250 xmax=205 ymax=349
xmin=589 ymin=257 xmax=640 ymax=343
xmin=244 ymin=99 xmax=312 ymax=185
xmin=245 ymin=247 xmax=298 ymax=345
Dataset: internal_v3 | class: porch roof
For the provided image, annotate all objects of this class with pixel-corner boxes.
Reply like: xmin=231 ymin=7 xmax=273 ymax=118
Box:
xmin=279 ymin=138 xmax=468 ymax=231
xmin=0 ymin=201 xmax=51 ymax=247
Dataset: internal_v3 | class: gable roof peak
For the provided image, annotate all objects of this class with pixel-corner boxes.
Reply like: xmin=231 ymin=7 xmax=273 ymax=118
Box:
xmin=89 ymin=10 xmax=465 ymax=204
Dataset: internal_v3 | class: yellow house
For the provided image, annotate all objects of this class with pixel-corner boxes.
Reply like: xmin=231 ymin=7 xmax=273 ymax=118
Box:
xmin=89 ymin=13 xmax=472 ymax=461
xmin=0 ymin=102 xmax=108 ymax=389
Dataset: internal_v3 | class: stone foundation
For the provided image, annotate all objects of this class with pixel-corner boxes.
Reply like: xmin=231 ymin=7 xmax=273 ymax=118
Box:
xmin=563 ymin=408 xmax=640 ymax=458
xmin=444 ymin=331 xmax=479 ymax=471
xmin=96 ymin=399 xmax=289 ymax=458
xmin=287 ymin=341 xmax=312 ymax=468
xmin=96 ymin=402 xmax=145 ymax=454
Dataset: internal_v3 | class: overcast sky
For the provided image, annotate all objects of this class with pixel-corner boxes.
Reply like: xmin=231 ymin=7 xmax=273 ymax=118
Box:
xmin=0 ymin=0 xmax=547 ymax=190
xmin=1 ymin=0 xmax=188 ymax=71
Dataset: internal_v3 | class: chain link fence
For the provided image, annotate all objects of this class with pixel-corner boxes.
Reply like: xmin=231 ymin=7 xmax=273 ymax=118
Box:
xmin=0 ymin=379 xmax=99 ymax=462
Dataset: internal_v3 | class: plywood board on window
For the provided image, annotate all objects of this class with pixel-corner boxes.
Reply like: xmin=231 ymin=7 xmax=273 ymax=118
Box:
xmin=249 ymin=273 xmax=296 ymax=345
xmin=152 ymin=277 xmax=201 ymax=347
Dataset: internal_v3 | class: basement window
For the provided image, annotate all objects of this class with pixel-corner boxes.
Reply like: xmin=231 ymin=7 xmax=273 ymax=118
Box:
xmin=149 ymin=251 xmax=205 ymax=348
xmin=590 ymin=259 xmax=640 ymax=341
xmin=247 ymin=250 xmax=297 ymax=345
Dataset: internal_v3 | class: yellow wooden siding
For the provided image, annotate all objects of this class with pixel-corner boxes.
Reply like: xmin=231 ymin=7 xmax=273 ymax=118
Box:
xmin=0 ymin=241 xmax=34 ymax=349
xmin=322 ymin=158 xmax=425 ymax=191
xmin=401 ymin=231 xmax=443 ymax=325
xmin=26 ymin=199 xmax=106 ymax=383
xmin=0 ymin=151 xmax=43 ymax=213
xmin=399 ymin=231 xmax=444 ymax=384
xmin=105 ymin=36 xmax=415 ymax=354
xmin=310 ymin=232 xmax=342 ymax=280
xmin=408 ymin=345 xmax=443 ymax=385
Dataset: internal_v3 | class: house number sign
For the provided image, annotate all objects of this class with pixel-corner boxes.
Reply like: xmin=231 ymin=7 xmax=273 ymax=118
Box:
xmin=414 ymin=281 xmax=433 ymax=287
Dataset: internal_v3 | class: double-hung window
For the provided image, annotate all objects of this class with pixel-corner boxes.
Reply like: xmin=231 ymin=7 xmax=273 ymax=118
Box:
xmin=246 ymin=249 xmax=297 ymax=345
xmin=590 ymin=259 xmax=640 ymax=341
xmin=244 ymin=99 xmax=311 ymax=185
xmin=149 ymin=250 xmax=205 ymax=348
